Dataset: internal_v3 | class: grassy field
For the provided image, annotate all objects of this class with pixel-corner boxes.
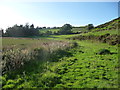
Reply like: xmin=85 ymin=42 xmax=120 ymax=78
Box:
xmin=82 ymin=29 xmax=118 ymax=36
xmin=39 ymin=29 xmax=59 ymax=33
xmin=1 ymin=32 xmax=119 ymax=88
xmin=2 ymin=37 xmax=51 ymax=47
xmin=71 ymin=27 xmax=87 ymax=33
xmin=47 ymin=34 xmax=80 ymax=40
xmin=1 ymin=17 xmax=119 ymax=88
xmin=48 ymin=40 xmax=118 ymax=88
xmin=39 ymin=27 xmax=87 ymax=34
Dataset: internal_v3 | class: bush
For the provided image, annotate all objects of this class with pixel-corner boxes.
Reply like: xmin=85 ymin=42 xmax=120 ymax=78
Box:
xmin=2 ymin=49 xmax=30 ymax=74
xmin=72 ymin=42 xmax=78 ymax=47
xmin=59 ymin=24 xmax=72 ymax=35
xmin=96 ymin=49 xmax=111 ymax=55
xmin=32 ymin=48 xmax=48 ymax=60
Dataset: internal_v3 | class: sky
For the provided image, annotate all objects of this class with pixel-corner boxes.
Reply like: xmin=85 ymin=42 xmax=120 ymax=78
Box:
xmin=0 ymin=1 xmax=118 ymax=30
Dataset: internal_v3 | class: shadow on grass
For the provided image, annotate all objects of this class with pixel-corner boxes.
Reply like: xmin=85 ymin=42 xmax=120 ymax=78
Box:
xmin=31 ymin=35 xmax=59 ymax=39
xmin=6 ymin=48 xmax=73 ymax=79
xmin=6 ymin=60 xmax=45 ymax=79
xmin=49 ymin=49 xmax=73 ymax=62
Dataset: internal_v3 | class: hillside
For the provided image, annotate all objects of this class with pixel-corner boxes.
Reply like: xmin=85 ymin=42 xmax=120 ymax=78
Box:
xmin=70 ymin=17 xmax=120 ymax=45
xmin=93 ymin=17 xmax=120 ymax=31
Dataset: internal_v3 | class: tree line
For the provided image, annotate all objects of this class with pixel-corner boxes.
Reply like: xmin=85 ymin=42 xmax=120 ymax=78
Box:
xmin=0 ymin=23 xmax=94 ymax=37
xmin=1 ymin=24 xmax=39 ymax=37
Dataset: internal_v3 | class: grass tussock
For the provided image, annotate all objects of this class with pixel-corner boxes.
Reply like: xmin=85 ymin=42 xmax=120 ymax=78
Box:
xmin=2 ymin=38 xmax=73 ymax=75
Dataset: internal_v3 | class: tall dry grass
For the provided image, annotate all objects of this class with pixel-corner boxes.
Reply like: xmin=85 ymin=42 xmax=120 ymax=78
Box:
xmin=2 ymin=38 xmax=72 ymax=74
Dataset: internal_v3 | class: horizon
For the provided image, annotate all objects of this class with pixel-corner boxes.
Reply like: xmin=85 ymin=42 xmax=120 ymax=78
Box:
xmin=0 ymin=2 xmax=118 ymax=30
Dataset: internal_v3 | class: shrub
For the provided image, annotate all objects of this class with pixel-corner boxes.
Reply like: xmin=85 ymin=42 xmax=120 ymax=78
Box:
xmin=96 ymin=49 xmax=111 ymax=55
xmin=72 ymin=42 xmax=78 ymax=47
xmin=32 ymin=48 xmax=48 ymax=61
xmin=2 ymin=48 xmax=30 ymax=74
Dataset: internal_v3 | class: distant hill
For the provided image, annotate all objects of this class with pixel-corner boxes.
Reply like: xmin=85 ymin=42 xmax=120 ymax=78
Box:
xmin=38 ymin=17 xmax=119 ymax=35
xmin=72 ymin=17 xmax=120 ymax=33
xmin=69 ymin=17 xmax=120 ymax=45
xmin=93 ymin=17 xmax=120 ymax=31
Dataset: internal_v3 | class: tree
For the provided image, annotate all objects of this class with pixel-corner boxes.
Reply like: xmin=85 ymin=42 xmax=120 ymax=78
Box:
xmin=5 ymin=24 xmax=22 ymax=37
xmin=29 ymin=24 xmax=34 ymax=36
xmin=30 ymin=24 xmax=34 ymax=28
xmin=46 ymin=31 xmax=52 ymax=35
xmin=53 ymin=27 xmax=56 ymax=29
xmin=59 ymin=24 xmax=72 ymax=34
xmin=47 ymin=27 xmax=50 ymax=29
xmin=87 ymin=24 xmax=94 ymax=30
xmin=4 ymin=23 xmax=39 ymax=37
xmin=0 ymin=29 xmax=4 ymax=37
xmin=43 ymin=27 xmax=46 ymax=29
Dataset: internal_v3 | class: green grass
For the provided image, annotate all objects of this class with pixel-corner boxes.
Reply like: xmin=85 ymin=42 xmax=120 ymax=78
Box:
xmin=2 ymin=34 xmax=119 ymax=88
xmin=2 ymin=38 xmax=35 ymax=46
xmin=71 ymin=27 xmax=87 ymax=33
xmin=1 ymin=17 xmax=119 ymax=88
xmin=82 ymin=29 xmax=118 ymax=36
xmin=39 ymin=29 xmax=59 ymax=33
xmin=2 ymin=37 xmax=55 ymax=47
xmin=39 ymin=27 xmax=87 ymax=34
xmin=2 ymin=26 xmax=119 ymax=89
xmin=39 ymin=28 xmax=88 ymax=34
xmin=46 ymin=34 xmax=80 ymax=40
xmin=48 ymin=40 xmax=118 ymax=88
